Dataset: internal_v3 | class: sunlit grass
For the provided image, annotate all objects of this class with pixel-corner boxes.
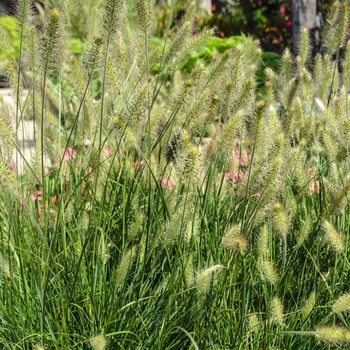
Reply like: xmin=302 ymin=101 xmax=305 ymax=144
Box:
xmin=0 ymin=0 xmax=350 ymax=349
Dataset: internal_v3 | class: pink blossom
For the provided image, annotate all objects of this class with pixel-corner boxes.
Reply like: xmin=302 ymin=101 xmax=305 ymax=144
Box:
xmin=279 ymin=6 xmax=286 ymax=17
xmin=309 ymin=181 xmax=321 ymax=195
xmin=102 ymin=148 xmax=111 ymax=158
xmin=224 ymin=171 xmax=243 ymax=183
xmin=63 ymin=148 xmax=75 ymax=161
xmin=85 ymin=166 xmax=93 ymax=177
xmin=285 ymin=21 xmax=292 ymax=29
xmin=225 ymin=172 xmax=233 ymax=180
xmin=132 ymin=160 xmax=144 ymax=172
xmin=235 ymin=149 xmax=250 ymax=167
xmin=160 ymin=178 xmax=174 ymax=191
xmin=234 ymin=172 xmax=241 ymax=182
xmin=31 ymin=191 xmax=42 ymax=201
xmin=9 ymin=162 xmax=17 ymax=170
xmin=101 ymin=148 xmax=111 ymax=167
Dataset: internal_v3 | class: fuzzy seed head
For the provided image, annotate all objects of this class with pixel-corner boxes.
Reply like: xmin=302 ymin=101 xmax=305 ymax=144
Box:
xmin=99 ymin=232 xmax=110 ymax=265
xmin=328 ymin=179 xmax=350 ymax=216
xmin=181 ymin=146 xmax=200 ymax=182
xmin=115 ymin=246 xmax=136 ymax=289
xmin=281 ymin=48 xmax=293 ymax=81
xmin=257 ymin=224 xmax=269 ymax=259
xmin=90 ymin=333 xmax=107 ymax=350
xmin=332 ymin=294 xmax=350 ymax=314
xmin=297 ymin=217 xmax=311 ymax=246
xmin=302 ymin=291 xmax=316 ymax=322
xmin=40 ymin=9 xmax=62 ymax=72
xmin=315 ymin=326 xmax=350 ymax=345
xmin=0 ymin=253 xmax=10 ymax=278
xmin=272 ymin=202 xmax=289 ymax=239
xmin=297 ymin=28 xmax=310 ymax=68
xmin=16 ymin=0 xmax=31 ymax=26
xmin=184 ymin=254 xmax=194 ymax=288
xmin=194 ymin=265 xmax=225 ymax=295
xmin=103 ymin=0 xmax=123 ymax=36
xmin=222 ymin=225 xmax=248 ymax=252
xmin=261 ymin=156 xmax=283 ymax=193
xmin=0 ymin=158 xmax=20 ymax=197
xmin=163 ymin=210 xmax=183 ymax=246
xmin=260 ymin=259 xmax=279 ymax=284
xmin=335 ymin=2 xmax=349 ymax=49
xmin=185 ymin=214 xmax=199 ymax=242
xmin=34 ymin=345 xmax=44 ymax=350
xmin=84 ymin=35 xmax=103 ymax=71
xmin=322 ymin=220 xmax=344 ymax=253
xmin=271 ymin=297 xmax=284 ymax=326
xmin=217 ymin=111 xmax=242 ymax=150
xmin=128 ymin=214 xmax=145 ymax=241
xmin=248 ymin=314 xmax=260 ymax=333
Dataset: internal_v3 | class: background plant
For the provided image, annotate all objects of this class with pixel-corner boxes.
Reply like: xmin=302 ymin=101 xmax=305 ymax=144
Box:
xmin=0 ymin=0 xmax=350 ymax=349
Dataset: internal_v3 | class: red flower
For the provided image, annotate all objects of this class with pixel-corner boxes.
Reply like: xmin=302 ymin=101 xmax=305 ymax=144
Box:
xmin=279 ymin=6 xmax=286 ymax=17
xmin=285 ymin=21 xmax=292 ymax=29
xmin=63 ymin=147 xmax=75 ymax=161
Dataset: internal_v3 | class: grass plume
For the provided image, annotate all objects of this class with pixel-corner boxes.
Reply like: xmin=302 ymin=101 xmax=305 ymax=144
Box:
xmin=0 ymin=2 xmax=350 ymax=348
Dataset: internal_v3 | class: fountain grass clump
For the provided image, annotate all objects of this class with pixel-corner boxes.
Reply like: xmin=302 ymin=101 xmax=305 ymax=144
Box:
xmin=0 ymin=0 xmax=350 ymax=348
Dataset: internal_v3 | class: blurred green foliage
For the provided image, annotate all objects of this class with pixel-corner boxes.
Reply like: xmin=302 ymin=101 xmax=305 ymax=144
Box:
xmin=0 ymin=15 xmax=20 ymax=61
xmin=181 ymin=34 xmax=257 ymax=72
xmin=154 ymin=1 xmax=334 ymax=54
xmin=0 ymin=1 xmax=333 ymax=91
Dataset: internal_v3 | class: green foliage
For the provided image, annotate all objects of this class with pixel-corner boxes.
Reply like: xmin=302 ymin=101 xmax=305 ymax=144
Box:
xmin=0 ymin=1 xmax=350 ymax=349
xmin=0 ymin=15 xmax=20 ymax=63
xmin=192 ymin=0 xmax=334 ymax=54
xmin=181 ymin=34 xmax=257 ymax=72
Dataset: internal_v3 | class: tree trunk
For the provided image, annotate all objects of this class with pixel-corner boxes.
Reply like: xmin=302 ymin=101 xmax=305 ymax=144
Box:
xmin=292 ymin=0 xmax=317 ymax=54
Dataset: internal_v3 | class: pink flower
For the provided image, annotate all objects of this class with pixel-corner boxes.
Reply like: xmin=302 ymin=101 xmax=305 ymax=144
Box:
xmin=102 ymin=148 xmax=111 ymax=167
xmin=224 ymin=171 xmax=243 ymax=183
xmin=51 ymin=196 xmax=58 ymax=204
xmin=160 ymin=178 xmax=174 ymax=191
xmin=279 ymin=6 xmax=286 ymax=17
xmin=9 ymin=162 xmax=17 ymax=170
xmin=233 ymin=172 xmax=242 ymax=182
xmin=31 ymin=191 xmax=42 ymax=201
xmin=102 ymin=148 xmax=111 ymax=158
xmin=132 ymin=160 xmax=144 ymax=172
xmin=235 ymin=149 xmax=250 ymax=167
xmin=225 ymin=172 xmax=233 ymax=180
xmin=63 ymin=147 xmax=75 ymax=161
xmin=285 ymin=21 xmax=292 ymax=29
xmin=309 ymin=180 xmax=321 ymax=195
